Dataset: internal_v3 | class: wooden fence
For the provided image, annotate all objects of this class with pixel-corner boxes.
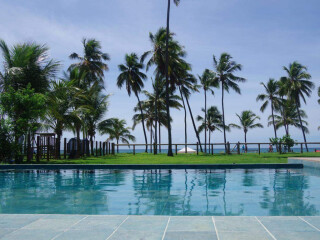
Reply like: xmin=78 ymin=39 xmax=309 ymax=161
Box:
xmin=26 ymin=138 xmax=320 ymax=161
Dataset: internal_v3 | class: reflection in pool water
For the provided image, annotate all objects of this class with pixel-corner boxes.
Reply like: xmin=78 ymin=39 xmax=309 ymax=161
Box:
xmin=0 ymin=168 xmax=320 ymax=216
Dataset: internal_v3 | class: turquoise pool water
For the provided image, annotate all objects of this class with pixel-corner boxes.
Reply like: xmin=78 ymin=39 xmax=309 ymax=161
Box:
xmin=1 ymin=168 xmax=320 ymax=216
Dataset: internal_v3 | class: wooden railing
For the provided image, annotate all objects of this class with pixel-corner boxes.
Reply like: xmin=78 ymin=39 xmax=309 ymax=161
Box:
xmin=114 ymin=142 xmax=320 ymax=155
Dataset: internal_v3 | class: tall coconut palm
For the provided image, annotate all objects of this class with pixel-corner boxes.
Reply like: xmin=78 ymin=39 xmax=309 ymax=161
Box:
xmin=45 ymin=80 xmax=75 ymax=158
xmin=197 ymin=106 xmax=224 ymax=148
xmin=232 ymin=111 xmax=263 ymax=151
xmin=281 ymin=62 xmax=314 ymax=151
xmin=318 ymin=86 xmax=320 ymax=104
xmin=165 ymin=0 xmax=181 ymax=156
xmin=256 ymin=79 xmax=281 ymax=139
xmin=98 ymin=118 xmax=135 ymax=153
xmin=69 ymin=38 xmax=109 ymax=87
xmin=117 ymin=53 xmax=148 ymax=152
xmin=213 ymin=53 xmax=246 ymax=152
xmin=142 ymin=27 xmax=186 ymax=156
xmin=0 ymin=39 xmax=59 ymax=93
xmin=198 ymin=69 xmax=217 ymax=152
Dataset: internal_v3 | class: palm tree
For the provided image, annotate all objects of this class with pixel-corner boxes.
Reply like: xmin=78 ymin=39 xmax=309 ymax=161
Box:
xmin=117 ymin=53 xmax=148 ymax=152
xmin=268 ymin=100 xmax=309 ymax=135
xmin=213 ymin=53 xmax=246 ymax=152
xmin=83 ymin=83 xmax=110 ymax=155
xmin=198 ymin=69 xmax=217 ymax=152
xmin=0 ymin=39 xmax=59 ymax=93
xmin=232 ymin=110 xmax=263 ymax=151
xmin=45 ymin=80 xmax=75 ymax=158
xmin=281 ymin=62 xmax=314 ymax=151
xmin=197 ymin=106 xmax=224 ymax=149
xmin=142 ymin=27 xmax=186 ymax=156
xmin=318 ymin=86 xmax=320 ymax=104
xmin=99 ymin=118 xmax=136 ymax=153
xmin=141 ymin=78 xmax=182 ymax=153
xmin=165 ymin=0 xmax=181 ymax=156
xmin=256 ymin=79 xmax=281 ymax=139
xmin=69 ymin=38 xmax=109 ymax=87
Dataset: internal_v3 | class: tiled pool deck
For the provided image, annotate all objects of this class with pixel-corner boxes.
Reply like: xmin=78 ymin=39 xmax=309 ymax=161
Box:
xmin=1 ymin=215 xmax=320 ymax=240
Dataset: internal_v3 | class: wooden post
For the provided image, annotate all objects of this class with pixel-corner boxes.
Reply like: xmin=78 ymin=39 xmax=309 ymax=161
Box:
xmin=99 ymin=142 xmax=101 ymax=156
xmin=196 ymin=143 xmax=199 ymax=155
xmin=109 ymin=142 xmax=111 ymax=155
xmin=112 ymin=143 xmax=115 ymax=155
xmin=175 ymin=144 xmax=177 ymax=155
xmin=300 ymin=143 xmax=303 ymax=153
xmin=64 ymin=138 xmax=66 ymax=159
xmin=95 ymin=141 xmax=98 ymax=156
xmin=47 ymin=136 xmax=50 ymax=162
xmin=211 ymin=144 xmax=213 ymax=155
xmin=237 ymin=142 xmax=240 ymax=155
xmin=133 ymin=145 xmax=135 ymax=155
xmin=36 ymin=136 xmax=40 ymax=162
xmin=102 ymin=142 xmax=105 ymax=156
xmin=258 ymin=143 xmax=261 ymax=155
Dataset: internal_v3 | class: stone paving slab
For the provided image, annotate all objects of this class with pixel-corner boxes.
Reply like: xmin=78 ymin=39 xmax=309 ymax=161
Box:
xmin=0 ymin=215 xmax=320 ymax=240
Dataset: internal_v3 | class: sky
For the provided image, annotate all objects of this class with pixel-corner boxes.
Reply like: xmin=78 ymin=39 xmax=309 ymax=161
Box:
xmin=0 ymin=0 xmax=319 ymax=145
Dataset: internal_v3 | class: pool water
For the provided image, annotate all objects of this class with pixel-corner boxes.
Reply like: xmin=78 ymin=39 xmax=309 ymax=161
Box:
xmin=1 ymin=168 xmax=320 ymax=216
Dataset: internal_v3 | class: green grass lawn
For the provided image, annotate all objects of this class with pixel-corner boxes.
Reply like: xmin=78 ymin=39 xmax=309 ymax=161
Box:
xmin=30 ymin=152 xmax=320 ymax=165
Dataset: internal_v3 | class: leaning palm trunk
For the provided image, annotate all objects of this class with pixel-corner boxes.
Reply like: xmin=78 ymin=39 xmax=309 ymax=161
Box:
xmin=271 ymin=103 xmax=278 ymax=152
xmin=271 ymin=104 xmax=277 ymax=139
xmin=295 ymin=102 xmax=308 ymax=152
xmin=221 ymin=82 xmax=228 ymax=153
xmin=136 ymin=93 xmax=148 ymax=153
xmin=179 ymin=87 xmax=187 ymax=152
xmin=185 ymin=95 xmax=203 ymax=152
xmin=165 ymin=0 xmax=173 ymax=156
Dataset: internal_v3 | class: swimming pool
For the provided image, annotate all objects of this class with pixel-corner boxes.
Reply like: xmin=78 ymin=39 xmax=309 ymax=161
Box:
xmin=1 ymin=168 xmax=320 ymax=216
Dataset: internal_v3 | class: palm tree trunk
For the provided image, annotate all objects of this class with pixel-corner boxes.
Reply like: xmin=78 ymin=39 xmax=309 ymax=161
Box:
xmin=271 ymin=103 xmax=278 ymax=152
xmin=165 ymin=0 xmax=173 ymax=157
xmin=271 ymin=103 xmax=277 ymax=139
xmin=295 ymin=102 xmax=308 ymax=152
xmin=204 ymin=88 xmax=207 ymax=153
xmin=150 ymin=121 xmax=153 ymax=153
xmin=154 ymin=88 xmax=158 ymax=155
xmin=136 ymin=93 xmax=148 ymax=153
xmin=244 ymin=131 xmax=247 ymax=153
xmin=159 ymin=123 xmax=161 ymax=153
xmin=56 ymin=134 xmax=61 ymax=159
xmin=117 ymin=139 xmax=119 ymax=153
xmin=179 ymin=87 xmax=187 ymax=152
xmin=185 ymin=95 xmax=203 ymax=152
xmin=209 ymin=131 xmax=211 ymax=152
xmin=221 ymin=81 xmax=227 ymax=153
xmin=76 ymin=127 xmax=80 ymax=158
xmin=90 ymin=135 xmax=94 ymax=155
